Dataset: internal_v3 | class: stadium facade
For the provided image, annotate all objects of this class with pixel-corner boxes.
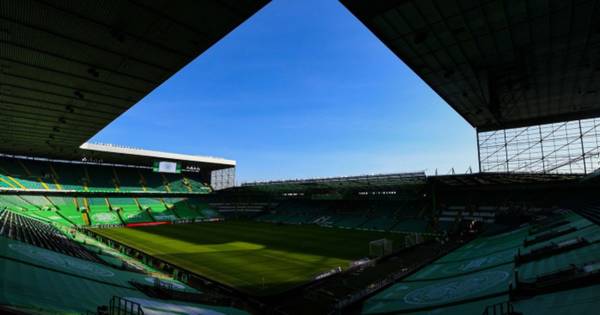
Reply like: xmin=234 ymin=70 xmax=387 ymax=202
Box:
xmin=1 ymin=0 xmax=600 ymax=315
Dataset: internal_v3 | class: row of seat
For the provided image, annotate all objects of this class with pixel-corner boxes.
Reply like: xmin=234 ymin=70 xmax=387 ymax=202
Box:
xmin=1 ymin=195 xmax=223 ymax=227
xmin=362 ymin=211 xmax=600 ymax=315
xmin=0 ymin=156 xmax=211 ymax=193
xmin=0 ymin=210 xmax=100 ymax=263
xmin=573 ymin=205 xmax=600 ymax=225
xmin=256 ymin=201 xmax=428 ymax=233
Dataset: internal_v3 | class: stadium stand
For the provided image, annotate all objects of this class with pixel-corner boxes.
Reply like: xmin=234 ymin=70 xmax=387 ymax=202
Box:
xmin=573 ymin=204 xmax=600 ymax=226
xmin=360 ymin=211 xmax=600 ymax=315
xmin=143 ymin=171 xmax=170 ymax=192
xmin=187 ymin=199 xmax=223 ymax=219
xmin=2 ymin=166 xmax=598 ymax=315
xmin=109 ymin=198 xmax=154 ymax=224
xmin=0 ymin=157 xmax=43 ymax=190
xmin=257 ymin=201 xmax=328 ymax=225
xmin=50 ymin=161 xmax=86 ymax=191
xmin=389 ymin=218 xmax=429 ymax=233
xmin=3 ymin=0 xmax=600 ymax=314
xmin=360 ymin=212 xmax=396 ymax=231
xmin=3 ymin=176 xmax=600 ymax=315
xmin=0 ymin=213 xmax=251 ymax=314
xmin=0 ymin=211 xmax=100 ymax=262
xmin=87 ymin=198 xmax=123 ymax=226
xmin=138 ymin=198 xmax=178 ymax=221
xmin=255 ymin=200 xmax=430 ymax=234
xmin=0 ymin=194 xmax=222 ymax=227
xmin=0 ymin=0 xmax=258 ymax=313
xmin=0 ymin=157 xmax=211 ymax=193
xmin=167 ymin=198 xmax=204 ymax=220
xmin=113 ymin=167 xmax=142 ymax=192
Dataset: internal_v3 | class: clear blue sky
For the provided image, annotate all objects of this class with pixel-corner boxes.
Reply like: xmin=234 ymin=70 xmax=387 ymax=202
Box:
xmin=91 ymin=0 xmax=477 ymax=183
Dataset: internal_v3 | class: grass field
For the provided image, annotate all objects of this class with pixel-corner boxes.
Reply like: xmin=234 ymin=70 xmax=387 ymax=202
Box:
xmin=92 ymin=221 xmax=406 ymax=296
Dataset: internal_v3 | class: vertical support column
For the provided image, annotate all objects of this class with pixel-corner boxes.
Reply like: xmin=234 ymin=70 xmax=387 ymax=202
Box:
xmin=503 ymin=129 xmax=510 ymax=172
xmin=538 ymin=125 xmax=546 ymax=173
xmin=476 ymin=130 xmax=482 ymax=173
xmin=431 ymin=180 xmax=437 ymax=229
xmin=564 ymin=124 xmax=573 ymax=173
xmin=578 ymin=120 xmax=587 ymax=174
xmin=594 ymin=118 xmax=600 ymax=171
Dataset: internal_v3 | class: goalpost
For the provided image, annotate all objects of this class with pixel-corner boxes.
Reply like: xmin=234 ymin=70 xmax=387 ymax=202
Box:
xmin=404 ymin=233 xmax=425 ymax=248
xmin=369 ymin=238 xmax=393 ymax=257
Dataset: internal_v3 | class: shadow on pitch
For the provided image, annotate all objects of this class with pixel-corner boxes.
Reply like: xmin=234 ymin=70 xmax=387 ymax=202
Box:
xmin=153 ymin=250 xmax=336 ymax=296
xmin=129 ymin=220 xmax=403 ymax=261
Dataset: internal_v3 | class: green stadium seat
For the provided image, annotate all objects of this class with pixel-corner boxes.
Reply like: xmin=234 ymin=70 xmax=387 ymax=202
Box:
xmin=0 ymin=236 xmax=248 ymax=315
xmin=138 ymin=198 xmax=178 ymax=221
xmin=0 ymin=158 xmax=211 ymax=194
xmin=110 ymin=198 xmax=153 ymax=224
xmin=165 ymin=198 xmax=203 ymax=220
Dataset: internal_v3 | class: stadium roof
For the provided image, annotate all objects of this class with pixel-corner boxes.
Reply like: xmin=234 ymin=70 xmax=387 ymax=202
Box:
xmin=0 ymin=0 xmax=269 ymax=159
xmin=236 ymin=172 xmax=585 ymax=193
xmin=341 ymin=0 xmax=600 ymax=131
xmin=431 ymin=172 xmax=583 ymax=186
xmin=240 ymin=172 xmax=426 ymax=192
xmin=78 ymin=142 xmax=235 ymax=169
xmin=78 ymin=142 xmax=236 ymax=170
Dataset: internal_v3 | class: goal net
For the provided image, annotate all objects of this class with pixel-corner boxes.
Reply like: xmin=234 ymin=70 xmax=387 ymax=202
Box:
xmin=404 ymin=233 xmax=425 ymax=248
xmin=369 ymin=238 xmax=393 ymax=257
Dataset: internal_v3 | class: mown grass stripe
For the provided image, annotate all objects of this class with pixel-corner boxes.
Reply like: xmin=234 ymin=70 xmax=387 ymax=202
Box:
xmin=94 ymin=221 xmax=406 ymax=295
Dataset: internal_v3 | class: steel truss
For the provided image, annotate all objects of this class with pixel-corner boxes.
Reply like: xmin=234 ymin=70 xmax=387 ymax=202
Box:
xmin=478 ymin=117 xmax=600 ymax=174
xmin=211 ymin=167 xmax=236 ymax=190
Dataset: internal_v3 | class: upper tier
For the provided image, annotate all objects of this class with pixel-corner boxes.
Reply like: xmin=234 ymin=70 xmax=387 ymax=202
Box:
xmin=0 ymin=157 xmax=211 ymax=194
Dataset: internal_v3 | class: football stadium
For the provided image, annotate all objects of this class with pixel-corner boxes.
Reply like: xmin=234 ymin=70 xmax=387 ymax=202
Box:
xmin=2 ymin=1 xmax=600 ymax=314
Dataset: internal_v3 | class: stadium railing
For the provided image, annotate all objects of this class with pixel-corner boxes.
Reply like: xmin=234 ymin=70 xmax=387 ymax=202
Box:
xmin=481 ymin=301 xmax=520 ymax=315
xmin=109 ymin=296 xmax=144 ymax=315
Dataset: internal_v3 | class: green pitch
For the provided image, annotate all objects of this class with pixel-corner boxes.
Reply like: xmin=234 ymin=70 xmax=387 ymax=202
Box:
xmin=92 ymin=221 xmax=405 ymax=296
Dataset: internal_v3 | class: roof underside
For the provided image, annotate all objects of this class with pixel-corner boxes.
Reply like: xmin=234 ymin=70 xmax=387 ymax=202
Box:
xmin=341 ymin=0 xmax=600 ymax=131
xmin=0 ymin=0 xmax=269 ymax=158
